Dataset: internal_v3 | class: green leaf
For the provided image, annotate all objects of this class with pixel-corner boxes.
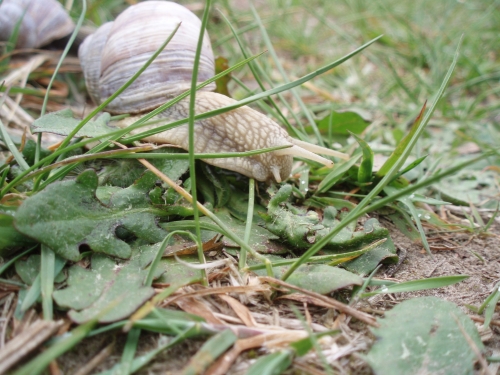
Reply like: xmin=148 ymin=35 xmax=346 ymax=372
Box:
xmin=254 ymin=264 xmax=362 ymax=294
xmin=246 ymin=351 xmax=293 ymax=375
xmin=52 ymin=252 xmax=156 ymax=323
xmin=264 ymin=185 xmax=397 ymax=275
xmin=31 ymin=109 xmax=115 ymax=138
xmin=226 ymin=187 xmax=267 ymax=225
xmin=340 ymin=221 xmax=398 ymax=275
xmin=155 ymin=254 xmax=204 ymax=286
xmin=164 ymin=209 xmax=282 ymax=255
xmin=21 ymin=140 xmax=51 ymax=167
xmin=15 ymin=255 xmax=43 ymax=285
xmin=350 ymin=133 xmax=374 ymax=184
xmin=365 ymin=296 xmax=484 ymax=375
xmin=316 ymin=110 xmax=369 ymax=135
xmin=435 ymin=169 xmax=499 ymax=208
xmin=207 ymin=209 xmax=280 ymax=253
xmin=15 ymin=254 xmax=66 ymax=315
xmin=98 ymin=147 xmax=190 ymax=188
xmin=15 ymin=254 xmax=66 ymax=285
xmin=14 ymin=170 xmax=168 ymax=261
xmin=199 ymin=163 xmax=231 ymax=208
xmin=0 ymin=206 xmax=36 ymax=256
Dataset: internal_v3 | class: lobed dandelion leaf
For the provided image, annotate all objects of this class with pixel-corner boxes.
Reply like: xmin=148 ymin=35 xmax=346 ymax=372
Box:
xmin=53 ymin=252 xmax=156 ymax=323
xmin=15 ymin=169 xmax=167 ymax=261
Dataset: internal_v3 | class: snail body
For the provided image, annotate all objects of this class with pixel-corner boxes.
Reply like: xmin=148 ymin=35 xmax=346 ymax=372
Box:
xmin=0 ymin=0 xmax=74 ymax=49
xmin=79 ymin=1 xmax=348 ymax=183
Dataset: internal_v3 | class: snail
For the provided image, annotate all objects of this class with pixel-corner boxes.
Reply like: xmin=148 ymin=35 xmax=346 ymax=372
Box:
xmin=0 ymin=0 xmax=75 ymax=49
xmin=79 ymin=1 xmax=348 ymax=183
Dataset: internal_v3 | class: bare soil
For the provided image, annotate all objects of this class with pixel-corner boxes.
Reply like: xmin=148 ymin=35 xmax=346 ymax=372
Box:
xmin=52 ymin=217 xmax=500 ymax=375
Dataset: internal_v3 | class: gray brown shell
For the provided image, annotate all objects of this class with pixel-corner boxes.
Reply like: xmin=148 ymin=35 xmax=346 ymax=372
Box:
xmin=0 ymin=0 xmax=74 ymax=48
xmin=78 ymin=1 xmax=216 ymax=114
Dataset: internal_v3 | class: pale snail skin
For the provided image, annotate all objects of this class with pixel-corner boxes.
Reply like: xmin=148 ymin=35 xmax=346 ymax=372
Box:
xmin=79 ymin=1 xmax=348 ymax=183
xmin=0 ymin=0 xmax=74 ymax=49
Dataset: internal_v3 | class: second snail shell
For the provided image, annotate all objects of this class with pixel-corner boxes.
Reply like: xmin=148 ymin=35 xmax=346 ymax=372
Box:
xmin=0 ymin=0 xmax=74 ymax=48
xmin=79 ymin=1 xmax=347 ymax=183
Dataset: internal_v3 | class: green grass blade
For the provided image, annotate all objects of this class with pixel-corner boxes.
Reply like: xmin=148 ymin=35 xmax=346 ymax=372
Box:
xmin=218 ymin=10 xmax=302 ymax=138
xmin=20 ymin=274 xmax=41 ymax=313
xmin=221 ymin=12 xmax=306 ymax=141
xmin=144 ymin=231 xmax=202 ymax=287
xmin=350 ymin=132 xmax=374 ymax=184
xmin=0 ymin=246 xmax=36 ymax=276
xmin=0 ymin=119 xmax=29 ymax=170
xmin=317 ymin=152 xmax=362 ymax=193
xmin=240 ymin=178 xmax=255 ymax=269
xmin=376 ymin=101 xmax=427 ymax=178
xmin=282 ymin=36 xmax=464 ymax=281
xmin=40 ymin=0 xmax=85 ymax=118
xmin=0 ymin=165 xmax=10 ymax=186
xmin=250 ymin=4 xmax=324 ymax=145
xmin=389 ymin=155 xmax=428 ymax=183
xmin=479 ymin=281 xmax=500 ymax=314
xmin=119 ymin=328 xmax=141 ymax=375
xmin=250 ymin=5 xmax=324 ymax=147
xmin=113 ymin=145 xmax=291 ymax=159
xmin=483 ymin=283 xmax=500 ymax=327
xmin=40 ymin=245 xmax=55 ymax=320
xmin=359 ymin=275 xmax=469 ymax=298
xmin=384 ymin=186 xmax=432 ymax=256
xmin=246 ymin=240 xmax=381 ymax=271
xmin=188 ymin=0 xmax=211 ymax=286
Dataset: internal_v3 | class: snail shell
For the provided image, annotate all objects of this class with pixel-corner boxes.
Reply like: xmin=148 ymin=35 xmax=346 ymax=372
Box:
xmin=0 ymin=0 xmax=75 ymax=49
xmin=79 ymin=1 xmax=215 ymax=114
xmin=79 ymin=1 xmax=347 ymax=183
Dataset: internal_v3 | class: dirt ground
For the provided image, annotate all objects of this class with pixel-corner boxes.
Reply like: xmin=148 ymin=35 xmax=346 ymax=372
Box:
xmin=52 ymin=212 xmax=500 ymax=375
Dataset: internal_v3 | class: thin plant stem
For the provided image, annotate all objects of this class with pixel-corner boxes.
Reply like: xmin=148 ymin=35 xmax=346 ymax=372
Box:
xmin=240 ymin=178 xmax=255 ymax=269
xmin=188 ymin=0 xmax=212 ymax=286
xmin=40 ymin=245 xmax=55 ymax=321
